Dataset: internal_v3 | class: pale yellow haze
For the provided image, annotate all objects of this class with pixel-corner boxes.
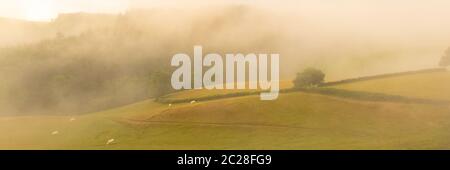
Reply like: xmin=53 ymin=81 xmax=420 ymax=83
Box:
xmin=1 ymin=0 xmax=450 ymax=22
xmin=1 ymin=0 xmax=449 ymax=79
xmin=2 ymin=0 xmax=450 ymax=40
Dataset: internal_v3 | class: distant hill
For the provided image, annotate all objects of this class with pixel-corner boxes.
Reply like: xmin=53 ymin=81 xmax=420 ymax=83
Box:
xmin=0 ymin=17 xmax=49 ymax=46
xmin=0 ymin=13 xmax=118 ymax=47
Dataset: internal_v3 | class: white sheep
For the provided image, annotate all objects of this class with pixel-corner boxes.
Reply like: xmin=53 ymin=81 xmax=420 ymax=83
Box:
xmin=190 ymin=100 xmax=196 ymax=104
xmin=106 ymin=139 xmax=115 ymax=145
xmin=169 ymin=104 xmax=172 ymax=107
xmin=51 ymin=131 xmax=59 ymax=135
xmin=69 ymin=117 xmax=76 ymax=122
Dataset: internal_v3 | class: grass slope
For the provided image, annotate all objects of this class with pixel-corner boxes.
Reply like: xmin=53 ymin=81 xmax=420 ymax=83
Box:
xmin=1 ymin=92 xmax=450 ymax=149
xmin=1 ymin=71 xmax=450 ymax=149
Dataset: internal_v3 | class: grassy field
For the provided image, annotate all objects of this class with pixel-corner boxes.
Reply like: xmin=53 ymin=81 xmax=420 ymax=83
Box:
xmin=333 ymin=71 xmax=450 ymax=101
xmin=1 ymin=71 xmax=450 ymax=149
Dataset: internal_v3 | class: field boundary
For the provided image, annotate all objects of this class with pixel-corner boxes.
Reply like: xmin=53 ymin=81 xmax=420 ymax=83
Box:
xmin=321 ymin=68 xmax=446 ymax=87
xmin=119 ymin=118 xmax=316 ymax=130
xmin=287 ymin=88 xmax=450 ymax=105
xmin=156 ymin=87 xmax=450 ymax=105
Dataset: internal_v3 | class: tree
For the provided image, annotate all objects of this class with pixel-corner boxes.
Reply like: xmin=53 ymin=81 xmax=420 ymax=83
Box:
xmin=439 ymin=47 xmax=450 ymax=67
xmin=149 ymin=71 xmax=173 ymax=97
xmin=293 ymin=68 xmax=325 ymax=88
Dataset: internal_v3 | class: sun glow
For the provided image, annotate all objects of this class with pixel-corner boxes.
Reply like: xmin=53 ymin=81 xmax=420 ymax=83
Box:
xmin=21 ymin=0 xmax=57 ymax=21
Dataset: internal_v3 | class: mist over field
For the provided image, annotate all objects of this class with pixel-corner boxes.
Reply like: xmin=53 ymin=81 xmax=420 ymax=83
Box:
xmin=0 ymin=0 xmax=450 ymax=115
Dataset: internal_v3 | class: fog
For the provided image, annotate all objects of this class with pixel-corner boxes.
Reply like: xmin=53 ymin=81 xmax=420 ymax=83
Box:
xmin=0 ymin=0 xmax=449 ymax=115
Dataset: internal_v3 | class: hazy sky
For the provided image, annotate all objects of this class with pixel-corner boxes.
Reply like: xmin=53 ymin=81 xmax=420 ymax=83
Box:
xmin=1 ymin=0 xmax=450 ymax=22
xmin=0 ymin=0 xmax=236 ymax=21
xmin=0 ymin=0 xmax=128 ymax=21
xmin=1 ymin=0 xmax=450 ymax=43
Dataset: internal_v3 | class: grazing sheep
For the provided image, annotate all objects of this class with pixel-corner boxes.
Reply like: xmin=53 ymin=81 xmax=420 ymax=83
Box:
xmin=69 ymin=118 xmax=76 ymax=122
xmin=190 ymin=100 xmax=196 ymax=104
xmin=51 ymin=131 xmax=59 ymax=135
xmin=169 ymin=104 xmax=172 ymax=107
xmin=106 ymin=139 xmax=115 ymax=145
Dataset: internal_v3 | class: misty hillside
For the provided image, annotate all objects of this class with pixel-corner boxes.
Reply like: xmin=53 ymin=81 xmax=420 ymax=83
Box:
xmin=1 ymin=1 xmax=450 ymax=150
xmin=0 ymin=17 xmax=49 ymax=46
xmin=0 ymin=5 xmax=447 ymax=115
xmin=0 ymin=6 xmax=285 ymax=115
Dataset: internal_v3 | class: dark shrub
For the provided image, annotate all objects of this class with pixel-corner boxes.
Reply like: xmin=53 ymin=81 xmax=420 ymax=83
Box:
xmin=439 ymin=47 xmax=450 ymax=67
xmin=293 ymin=68 xmax=325 ymax=88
